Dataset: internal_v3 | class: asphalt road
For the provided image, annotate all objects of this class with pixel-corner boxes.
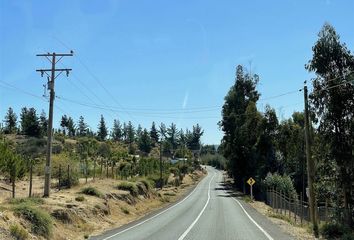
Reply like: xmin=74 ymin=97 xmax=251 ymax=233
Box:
xmin=91 ymin=167 xmax=293 ymax=240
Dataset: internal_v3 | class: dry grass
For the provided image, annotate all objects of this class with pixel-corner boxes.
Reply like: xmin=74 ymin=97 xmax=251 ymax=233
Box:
xmin=0 ymin=170 xmax=205 ymax=240
xmin=249 ymin=200 xmax=316 ymax=240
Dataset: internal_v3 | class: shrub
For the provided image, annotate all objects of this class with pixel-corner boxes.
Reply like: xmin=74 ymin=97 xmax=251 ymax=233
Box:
xmin=120 ymin=206 xmax=130 ymax=214
xmin=320 ymin=222 xmax=349 ymax=239
xmin=263 ymin=172 xmax=297 ymax=199
xmin=117 ymin=182 xmax=138 ymax=196
xmin=147 ymin=174 xmax=169 ymax=188
xmin=59 ymin=171 xmax=79 ymax=188
xmin=81 ymin=187 xmax=102 ymax=198
xmin=75 ymin=195 xmax=85 ymax=202
xmin=10 ymin=224 xmax=28 ymax=240
xmin=136 ymin=182 xmax=148 ymax=196
xmin=139 ymin=178 xmax=152 ymax=191
xmin=51 ymin=209 xmax=72 ymax=224
xmin=14 ymin=204 xmax=52 ymax=238
xmin=341 ymin=233 xmax=354 ymax=240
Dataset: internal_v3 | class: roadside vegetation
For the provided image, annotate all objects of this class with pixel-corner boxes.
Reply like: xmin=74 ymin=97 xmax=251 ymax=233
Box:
xmin=0 ymin=108 xmax=205 ymax=238
xmin=203 ymin=23 xmax=354 ymax=239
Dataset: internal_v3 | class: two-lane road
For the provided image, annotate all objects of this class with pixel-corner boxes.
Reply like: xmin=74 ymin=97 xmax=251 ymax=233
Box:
xmin=92 ymin=167 xmax=293 ymax=240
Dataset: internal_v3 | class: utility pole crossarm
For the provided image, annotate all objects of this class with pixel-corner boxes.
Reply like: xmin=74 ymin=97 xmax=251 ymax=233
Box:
xmin=36 ymin=52 xmax=74 ymax=57
xmin=36 ymin=69 xmax=72 ymax=72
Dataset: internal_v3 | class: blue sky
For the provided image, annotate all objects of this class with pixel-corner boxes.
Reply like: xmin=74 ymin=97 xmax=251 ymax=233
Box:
xmin=0 ymin=0 xmax=353 ymax=144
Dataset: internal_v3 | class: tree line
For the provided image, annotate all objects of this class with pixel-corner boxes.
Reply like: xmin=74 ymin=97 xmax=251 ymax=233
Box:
xmin=1 ymin=104 xmax=204 ymax=199
xmin=219 ymin=23 xmax=354 ymax=227
xmin=2 ymin=108 xmax=203 ymax=157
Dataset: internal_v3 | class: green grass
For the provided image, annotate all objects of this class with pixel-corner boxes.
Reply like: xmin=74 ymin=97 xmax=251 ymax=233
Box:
xmin=242 ymin=195 xmax=252 ymax=203
xmin=10 ymin=224 xmax=28 ymax=240
xmin=80 ymin=187 xmax=103 ymax=198
xmin=117 ymin=182 xmax=138 ymax=196
xmin=9 ymin=197 xmax=44 ymax=205
xmin=13 ymin=204 xmax=52 ymax=238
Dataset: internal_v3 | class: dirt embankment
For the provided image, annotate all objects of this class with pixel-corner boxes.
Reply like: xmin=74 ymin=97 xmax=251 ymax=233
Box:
xmin=0 ymin=170 xmax=205 ymax=240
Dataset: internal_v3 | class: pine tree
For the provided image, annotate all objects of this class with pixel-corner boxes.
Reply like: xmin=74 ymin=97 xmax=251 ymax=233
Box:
xmin=150 ymin=121 xmax=159 ymax=144
xmin=20 ymin=107 xmax=41 ymax=137
xmin=126 ymin=121 xmax=135 ymax=144
xmin=77 ymin=116 xmax=88 ymax=137
xmin=139 ymin=128 xmax=152 ymax=155
xmin=136 ymin=124 xmax=143 ymax=141
xmin=39 ymin=110 xmax=48 ymax=137
xmin=67 ymin=117 xmax=76 ymax=137
xmin=60 ymin=115 xmax=68 ymax=135
xmin=111 ymin=119 xmax=122 ymax=141
xmin=4 ymin=107 xmax=17 ymax=134
xmin=97 ymin=115 xmax=108 ymax=141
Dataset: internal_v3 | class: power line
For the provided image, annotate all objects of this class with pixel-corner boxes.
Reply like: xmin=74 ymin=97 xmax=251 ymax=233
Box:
xmin=53 ymin=36 xmax=135 ymax=120
xmin=0 ymin=80 xmax=46 ymax=101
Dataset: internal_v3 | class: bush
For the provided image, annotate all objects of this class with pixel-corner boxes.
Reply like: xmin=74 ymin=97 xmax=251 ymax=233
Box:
xmin=147 ymin=174 xmax=169 ymax=188
xmin=59 ymin=171 xmax=79 ymax=188
xmin=14 ymin=204 xmax=52 ymax=238
xmin=75 ymin=195 xmax=85 ymax=202
xmin=341 ymin=233 xmax=354 ymax=240
xmin=81 ymin=187 xmax=102 ymax=198
xmin=120 ymin=206 xmax=130 ymax=214
xmin=10 ymin=224 xmax=28 ymax=240
xmin=117 ymin=182 xmax=138 ymax=196
xmin=320 ymin=222 xmax=350 ymax=239
xmin=263 ymin=172 xmax=297 ymax=199
xmin=139 ymin=178 xmax=152 ymax=191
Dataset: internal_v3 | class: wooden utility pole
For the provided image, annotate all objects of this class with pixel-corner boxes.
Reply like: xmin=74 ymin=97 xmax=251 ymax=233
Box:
xmin=303 ymin=84 xmax=318 ymax=236
xmin=36 ymin=51 xmax=73 ymax=197
xmin=159 ymin=139 xmax=163 ymax=189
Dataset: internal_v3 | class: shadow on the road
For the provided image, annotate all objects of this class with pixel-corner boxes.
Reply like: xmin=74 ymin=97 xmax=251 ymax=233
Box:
xmin=215 ymin=180 xmax=245 ymax=198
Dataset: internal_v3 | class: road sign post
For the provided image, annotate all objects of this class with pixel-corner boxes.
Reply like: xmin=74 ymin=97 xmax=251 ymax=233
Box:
xmin=247 ymin=177 xmax=256 ymax=200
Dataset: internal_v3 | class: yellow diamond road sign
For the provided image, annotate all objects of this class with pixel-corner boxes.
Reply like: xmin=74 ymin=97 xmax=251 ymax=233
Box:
xmin=247 ymin=177 xmax=255 ymax=186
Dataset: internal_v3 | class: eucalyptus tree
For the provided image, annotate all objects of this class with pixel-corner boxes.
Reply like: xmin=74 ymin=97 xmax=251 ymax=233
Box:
xmin=306 ymin=23 xmax=354 ymax=225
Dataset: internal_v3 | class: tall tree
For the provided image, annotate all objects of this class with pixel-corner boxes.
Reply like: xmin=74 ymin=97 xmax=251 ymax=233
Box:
xmin=4 ymin=107 xmax=17 ymax=134
xmin=97 ymin=115 xmax=108 ymax=141
xmin=136 ymin=124 xmax=143 ymax=141
xmin=166 ymin=123 xmax=179 ymax=156
xmin=77 ymin=116 xmax=88 ymax=137
xmin=126 ymin=121 xmax=135 ymax=145
xmin=150 ymin=122 xmax=159 ymax=144
xmin=60 ymin=115 xmax=68 ymax=135
xmin=67 ymin=117 xmax=76 ymax=137
xmin=39 ymin=110 xmax=48 ymax=137
xmin=139 ymin=128 xmax=152 ymax=155
xmin=20 ymin=107 xmax=41 ymax=137
xmin=220 ymin=65 xmax=260 ymax=188
xmin=306 ymin=23 xmax=354 ymax=225
xmin=111 ymin=119 xmax=122 ymax=141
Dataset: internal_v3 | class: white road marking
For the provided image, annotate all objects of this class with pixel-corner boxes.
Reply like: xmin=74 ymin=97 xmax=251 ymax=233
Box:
xmin=231 ymin=197 xmax=274 ymax=240
xmin=101 ymin=173 xmax=210 ymax=240
xmin=177 ymin=173 xmax=216 ymax=240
